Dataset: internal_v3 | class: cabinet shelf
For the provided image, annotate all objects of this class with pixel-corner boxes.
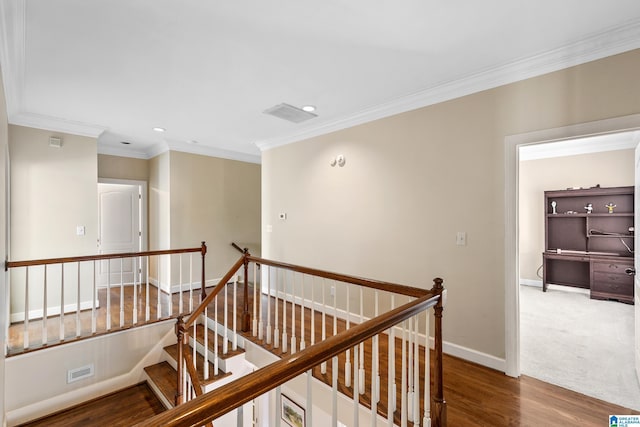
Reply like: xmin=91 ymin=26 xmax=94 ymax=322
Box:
xmin=547 ymin=213 xmax=633 ymax=217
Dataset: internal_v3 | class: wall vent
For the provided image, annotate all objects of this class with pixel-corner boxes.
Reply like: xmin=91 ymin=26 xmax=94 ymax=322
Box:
xmin=49 ymin=136 xmax=62 ymax=148
xmin=67 ymin=363 xmax=94 ymax=383
xmin=263 ymin=103 xmax=318 ymax=123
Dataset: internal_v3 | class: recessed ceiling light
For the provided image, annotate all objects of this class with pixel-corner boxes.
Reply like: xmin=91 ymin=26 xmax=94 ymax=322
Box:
xmin=301 ymin=105 xmax=316 ymax=112
xmin=120 ymin=141 xmax=131 ymax=145
xmin=152 ymin=127 xmax=166 ymax=132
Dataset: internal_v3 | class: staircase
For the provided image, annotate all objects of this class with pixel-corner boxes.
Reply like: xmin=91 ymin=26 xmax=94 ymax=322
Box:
xmin=7 ymin=247 xmax=446 ymax=427
xmin=143 ymin=321 xmax=249 ymax=410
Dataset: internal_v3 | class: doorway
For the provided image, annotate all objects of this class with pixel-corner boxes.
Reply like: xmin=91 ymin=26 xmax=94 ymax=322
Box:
xmin=97 ymin=179 xmax=147 ymax=286
xmin=517 ymin=135 xmax=638 ymax=409
xmin=504 ymin=114 xmax=640 ymax=404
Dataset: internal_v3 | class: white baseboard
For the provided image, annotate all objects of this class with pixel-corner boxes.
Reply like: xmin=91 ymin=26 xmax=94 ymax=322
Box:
xmin=431 ymin=337 xmax=506 ymax=372
xmin=520 ymin=279 xmax=542 ymax=287
xmin=168 ymin=276 xmax=237 ymax=294
xmin=10 ymin=299 xmax=100 ymax=323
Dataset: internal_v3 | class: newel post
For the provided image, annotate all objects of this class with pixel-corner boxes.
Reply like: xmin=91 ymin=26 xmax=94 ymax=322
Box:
xmin=200 ymin=242 xmax=207 ymax=301
xmin=241 ymin=248 xmax=251 ymax=332
xmin=175 ymin=316 xmax=186 ymax=406
xmin=432 ymin=277 xmax=447 ymax=427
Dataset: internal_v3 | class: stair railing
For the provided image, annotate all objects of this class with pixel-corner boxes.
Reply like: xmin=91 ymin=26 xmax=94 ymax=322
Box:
xmin=172 ymin=250 xmax=447 ymax=426
xmin=5 ymin=242 xmax=207 ymax=355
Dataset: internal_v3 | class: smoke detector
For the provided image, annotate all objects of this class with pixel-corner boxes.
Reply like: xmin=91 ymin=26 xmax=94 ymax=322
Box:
xmin=263 ymin=103 xmax=318 ymax=123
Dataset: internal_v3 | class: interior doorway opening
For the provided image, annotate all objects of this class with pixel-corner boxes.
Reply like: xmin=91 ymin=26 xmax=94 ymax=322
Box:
xmin=517 ymin=133 xmax=638 ymax=410
xmin=97 ymin=179 xmax=148 ymax=286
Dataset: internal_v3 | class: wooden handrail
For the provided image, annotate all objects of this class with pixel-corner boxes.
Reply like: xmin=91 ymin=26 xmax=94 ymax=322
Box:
xmin=246 ymin=254 xmax=430 ymax=298
xmin=134 ymin=287 xmax=443 ymax=427
xmin=5 ymin=245 xmax=206 ymax=270
xmin=183 ymin=254 xmax=246 ymax=330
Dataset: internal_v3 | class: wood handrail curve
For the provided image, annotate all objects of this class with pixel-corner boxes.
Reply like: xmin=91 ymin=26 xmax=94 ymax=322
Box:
xmin=134 ymin=288 xmax=442 ymax=427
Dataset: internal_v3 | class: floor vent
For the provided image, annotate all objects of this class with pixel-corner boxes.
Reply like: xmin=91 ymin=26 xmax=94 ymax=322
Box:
xmin=68 ymin=364 xmax=94 ymax=383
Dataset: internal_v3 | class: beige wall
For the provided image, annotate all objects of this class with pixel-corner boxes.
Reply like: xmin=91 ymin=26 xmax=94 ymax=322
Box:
xmin=98 ymin=154 xmax=149 ymax=182
xmin=0 ymin=64 xmax=9 ymax=425
xmin=262 ymin=49 xmax=640 ymax=359
xmin=519 ymin=150 xmax=634 ymax=283
xmin=8 ymin=125 xmax=99 ymax=316
xmin=170 ymin=151 xmax=261 ymax=280
xmin=9 ymin=125 xmax=98 ymax=259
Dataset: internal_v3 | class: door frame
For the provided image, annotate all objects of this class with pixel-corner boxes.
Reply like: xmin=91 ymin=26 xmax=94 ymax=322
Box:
xmin=504 ymin=113 xmax=640 ymax=377
xmin=97 ymin=178 xmax=148 ymax=254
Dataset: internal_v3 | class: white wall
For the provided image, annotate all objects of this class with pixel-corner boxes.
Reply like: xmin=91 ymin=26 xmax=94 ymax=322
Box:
xmin=519 ymin=149 xmax=634 ymax=283
xmin=262 ymin=49 xmax=640 ymax=361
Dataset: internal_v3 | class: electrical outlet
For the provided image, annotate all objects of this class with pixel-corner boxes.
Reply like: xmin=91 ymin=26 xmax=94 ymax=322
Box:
xmin=456 ymin=231 xmax=467 ymax=246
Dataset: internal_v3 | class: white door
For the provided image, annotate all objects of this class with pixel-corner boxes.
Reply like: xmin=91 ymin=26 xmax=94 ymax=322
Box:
xmin=98 ymin=183 xmax=141 ymax=286
xmin=635 ymin=141 xmax=640 ymax=384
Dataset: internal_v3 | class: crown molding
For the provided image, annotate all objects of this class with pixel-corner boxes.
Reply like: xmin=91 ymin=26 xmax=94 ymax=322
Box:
xmin=256 ymin=18 xmax=640 ymax=152
xmin=114 ymin=139 xmax=262 ymax=164
xmin=162 ymin=140 xmax=261 ymax=164
xmin=10 ymin=112 xmax=107 ymax=138
xmin=97 ymin=144 xmax=151 ymax=160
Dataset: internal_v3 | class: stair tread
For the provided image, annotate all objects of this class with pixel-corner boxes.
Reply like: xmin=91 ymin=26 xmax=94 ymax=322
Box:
xmin=144 ymin=361 xmax=177 ymax=407
xmin=195 ymin=324 xmax=245 ymax=359
xmin=164 ymin=344 xmax=232 ymax=385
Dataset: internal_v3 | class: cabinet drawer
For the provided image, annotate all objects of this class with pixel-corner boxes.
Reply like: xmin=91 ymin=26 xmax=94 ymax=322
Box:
xmin=592 ymin=272 xmax=633 ymax=295
xmin=591 ymin=260 xmax=633 ymax=273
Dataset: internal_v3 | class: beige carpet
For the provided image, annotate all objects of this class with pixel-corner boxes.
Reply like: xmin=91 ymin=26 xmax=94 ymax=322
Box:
xmin=520 ymin=284 xmax=640 ymax=411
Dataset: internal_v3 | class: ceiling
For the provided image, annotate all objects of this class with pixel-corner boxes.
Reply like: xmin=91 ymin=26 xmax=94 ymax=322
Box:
xmin=1 ymin=1 xmax=640 ymax=164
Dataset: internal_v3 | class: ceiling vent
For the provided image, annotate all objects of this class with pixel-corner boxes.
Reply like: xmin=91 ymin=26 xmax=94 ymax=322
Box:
xmin=263 ymin=103 xmax=318 ymax=123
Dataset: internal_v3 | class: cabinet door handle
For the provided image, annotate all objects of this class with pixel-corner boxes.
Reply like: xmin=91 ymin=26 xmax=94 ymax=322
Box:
xmin=625 ymin=267 xmax=636 ymax=276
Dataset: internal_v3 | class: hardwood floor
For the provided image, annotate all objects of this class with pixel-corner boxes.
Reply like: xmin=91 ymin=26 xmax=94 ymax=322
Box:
xmin=16 ymin=383 xmax=165 ymax=427
xmin=8 ymin=282 xmax=636 ymax=426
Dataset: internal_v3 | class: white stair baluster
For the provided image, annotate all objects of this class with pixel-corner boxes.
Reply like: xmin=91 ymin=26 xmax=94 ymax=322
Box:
xmin=413 ymin=312 xmax=421 ymax=426
xmin=353 ymin=344 xmax=359 ymax=427
xmin=224 ymin=282 xmax=229 ymax=355
xmin=274 ymin=268 xmax=280 ymax=349
xmin=23 ymin=267 xmax=29 ymax=349
xmin=60 ymin=263 xmax=65 ymax=341
xmin=233 ymin=274 xmax=238 ymax=351
xmin=133 ymin=257 xmax=138 ymax=325
xmin=252 ymin=263 xmax=258 ymax=337
xmin=290 ymin=270 xmax=296 ymax=354
xmin=345 ymin=283 xmax=351 ymax=388
xmin=320 ymin=278 xmax=327 ymax=374
xmin=120 ymin=258 xmax=124 ymax=327
xmin=43 ymin=265 xmax=48 ymax=344
xmin=282 ymin=269 xmax=287 ymax=354
xmin=178 ymin=254 xmax=183 ymax=315
xmin=407 ymin=316 xmax=414 ymax=421
xmin=92 ymin=261 xmax=97 ymax=334
xmin=214 ymin=294 xmax=219 ymax=376
xmin=401 ymin=320 xmax=408 ymax=427
xmin=300 ymin=274 xmax=305 ymax=351
xmin=266 ymin=266 xmax=271 ymax=344
xmin=145 ymin=256 xmax=150 ymax=322
xmin=423 ymin=311 xmax=431 ymax=427
xmin=204 ymin=306 xmax=209 ymax=380
xmin=358 ymin=287 xmax=365 ymax=394
xmin=156 ymin=256 xmax=161 ymax=320
xmin=76 ymin=262 xmax=81 ymax=336
xmin=332 ymin=355 xmax=338 ymax=427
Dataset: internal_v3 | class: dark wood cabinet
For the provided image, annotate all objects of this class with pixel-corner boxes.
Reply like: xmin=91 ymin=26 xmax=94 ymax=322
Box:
xmin=542 ymin=186 xmax=635 ymax=304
